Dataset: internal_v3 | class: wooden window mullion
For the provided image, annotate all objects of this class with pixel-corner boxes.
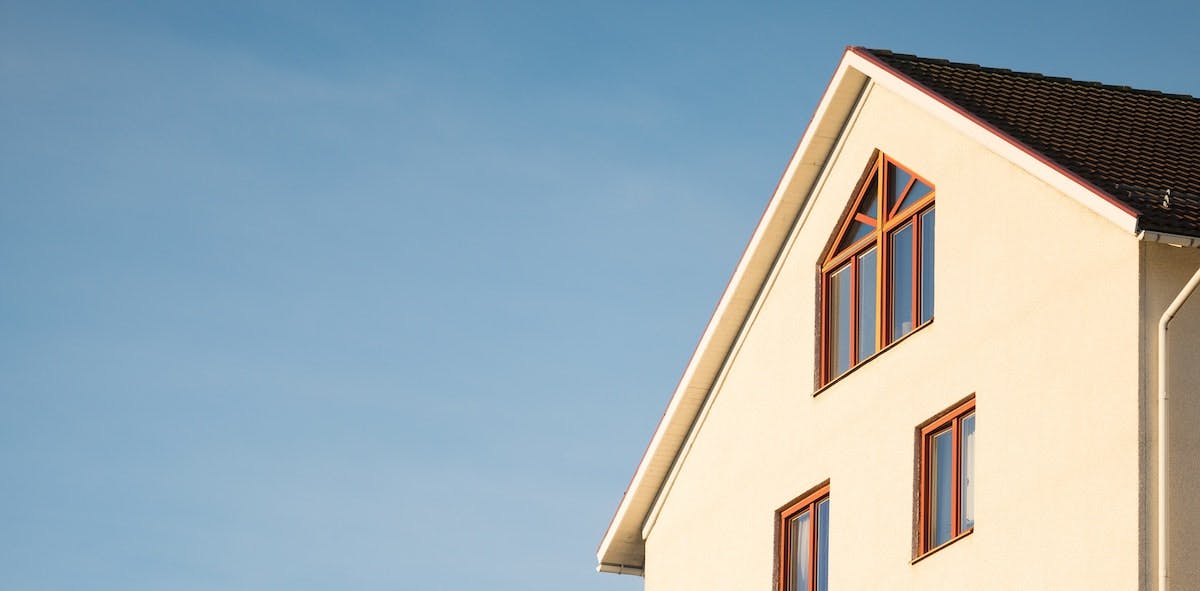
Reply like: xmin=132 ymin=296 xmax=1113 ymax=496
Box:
xmin=777 ymin=515 xmax=788 ymax=591
xmin=919 ymin=433 xmax=929 ymax=553
xmin=809 ymin=505 xmax=819 ymax=591
xmin=951 ymin=416 xmax=962 ymax=538
xmin=878 ymin=164 xmax=890 ymax=346
xmin=876 ymin=164 xmax=887 ymax=351
xmin=849 ymin=257 xmax=858 ymax=366
xmin=820 ymin=272 xmax=828 ymax=385
xmin=912 ymin=215 xmax=922 ymax=329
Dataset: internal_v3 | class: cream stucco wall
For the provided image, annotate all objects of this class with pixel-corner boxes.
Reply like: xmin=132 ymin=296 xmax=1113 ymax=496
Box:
xmin=1142 ymin=242 xmax=1200 ymax=590
xmin=640 ymin=83 xmax=1144 ymax=590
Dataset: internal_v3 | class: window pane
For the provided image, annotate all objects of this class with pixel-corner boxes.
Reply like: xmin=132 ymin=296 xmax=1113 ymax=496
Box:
xmin=930 ymin=429 xmax=954 ymax=547
xmin=789 ymin=511 xmax=811 ymax=591
xmin=816 ymin=499 xmax=830 ymax=591
xmin=919 ymin=208 xmax=935 ymax=324
xmin=859 ymin=176 xmax=879 ymax=219
xmin=896 ymin=179 xmax=932 ymax=214
xmin=890 ymin=223 xmax=914 ymax=340
xmin=857 ymin=248 xmax=877 ymax=361
xmin=888 ymin=164 xmax=912 ymax=205
xmin=838 ymin=220 xmax=874 ymax=252
xmin=960 ymin=413 xmax=976 ymax=530
xmin=828 ymin=265 xmax=852 ymax=377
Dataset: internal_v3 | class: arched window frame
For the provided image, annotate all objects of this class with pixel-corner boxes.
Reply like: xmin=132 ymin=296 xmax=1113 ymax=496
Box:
xmin=819 ymin=153 xmax=936 ymax=386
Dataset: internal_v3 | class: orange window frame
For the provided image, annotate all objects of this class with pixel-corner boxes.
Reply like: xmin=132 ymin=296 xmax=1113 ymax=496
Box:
xmin=819 ymin=153 xmax=935 ymax=385
xmin=776 ymin=483 xmax=830 ymax=591
xmin=916 ymin=397 xmax=975 ymax=557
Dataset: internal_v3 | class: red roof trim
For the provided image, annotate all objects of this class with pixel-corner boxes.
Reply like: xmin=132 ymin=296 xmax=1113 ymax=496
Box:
xmin=848 ymin=46 xmax=1143 ymax=223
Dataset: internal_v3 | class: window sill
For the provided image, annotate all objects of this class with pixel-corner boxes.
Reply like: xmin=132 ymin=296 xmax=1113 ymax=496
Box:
xmin=813 ymin=318 xmax=934 ymax=397
xmin=910 ymin=528 xmax=973 ymax=565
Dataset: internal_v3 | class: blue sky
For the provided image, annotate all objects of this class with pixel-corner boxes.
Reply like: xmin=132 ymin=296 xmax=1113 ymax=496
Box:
xmin=2 ymin=1 xmax=1198 ymax=589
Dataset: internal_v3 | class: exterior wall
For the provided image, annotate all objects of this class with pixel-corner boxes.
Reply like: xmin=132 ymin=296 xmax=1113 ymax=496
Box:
xmin=1142 ymin=242 xmax=1200 ymax=590
xmin=641 ymin=83 xmax=1143 ymax=590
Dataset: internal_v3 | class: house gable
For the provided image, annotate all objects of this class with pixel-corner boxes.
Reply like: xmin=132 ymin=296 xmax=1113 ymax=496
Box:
xmin=596 ymin=47 xmax=1198 ymax=576
xmin=634 ymin=77 xmax=1142 ymax=589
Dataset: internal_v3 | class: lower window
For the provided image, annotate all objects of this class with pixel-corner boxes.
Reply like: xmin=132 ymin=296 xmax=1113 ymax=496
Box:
xmin=778 ymin=484 xmax=830 ymax=591
xmin=917 ymin=398 xmax=976 ymax=556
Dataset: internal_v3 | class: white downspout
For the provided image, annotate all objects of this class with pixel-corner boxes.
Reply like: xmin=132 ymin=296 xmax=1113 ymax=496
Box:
xmin=1157 ymin=262 xmax=1200 ymax=591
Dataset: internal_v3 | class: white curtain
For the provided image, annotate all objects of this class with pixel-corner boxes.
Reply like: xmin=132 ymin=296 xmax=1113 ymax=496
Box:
xmin=960 ymin=415 xmax=976 ymax=528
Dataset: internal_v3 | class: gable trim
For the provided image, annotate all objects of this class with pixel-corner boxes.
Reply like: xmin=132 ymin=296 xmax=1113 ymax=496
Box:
xmin=638 ymin=82 xmax=875 ymax=542
xmin=596 ymin=49 xmax=871 ymax=572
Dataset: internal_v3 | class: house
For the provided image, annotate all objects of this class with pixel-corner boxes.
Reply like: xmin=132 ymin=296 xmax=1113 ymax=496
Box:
xmin=596 ymin=48 xmax=1200 ymax=590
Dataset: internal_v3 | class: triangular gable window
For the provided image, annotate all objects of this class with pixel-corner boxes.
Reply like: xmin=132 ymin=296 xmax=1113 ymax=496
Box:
xmin=820 ymin=153 xmax=936 ymax=385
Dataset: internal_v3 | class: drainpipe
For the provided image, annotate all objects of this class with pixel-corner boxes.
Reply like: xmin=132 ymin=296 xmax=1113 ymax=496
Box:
xmin=1157 ymin=262 xmax=1200 ymax=591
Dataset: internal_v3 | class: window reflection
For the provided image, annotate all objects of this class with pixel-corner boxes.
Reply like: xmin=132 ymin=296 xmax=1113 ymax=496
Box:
xmin=960 ymin=413 xmax=976 ymax=530
xmin=920 ymin=209 xmax=935 ymax=324
xmin=815 ymin=499 xmax=829 ymax=591
xmin=930 ymin=429 xmax=954 ymax=547
xmin=890 ymin=223 xmax=914 ymax=339
xmin=857 ymin=248 xmax=878 ymax=362
xmin=829 ymin=265 xmax=852 ymax=377
xmin=790 ymin=511 xmax=811 ymax=591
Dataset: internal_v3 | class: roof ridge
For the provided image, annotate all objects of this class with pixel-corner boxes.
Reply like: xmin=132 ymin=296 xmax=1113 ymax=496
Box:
xmin=856 ymin=47 xmax=1200 ymax=102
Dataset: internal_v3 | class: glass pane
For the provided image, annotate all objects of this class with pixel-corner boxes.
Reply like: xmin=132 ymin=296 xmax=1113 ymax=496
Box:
xmin=857 ymin=248 xmax=877 ymax=362
xmin=929 ymin=429 xmax=954 ymax=547
xmin=888 ymin=164 xmax=912 ymax=206
xmin=828 ymin=265 xmax=852 ymax=378
xmin=919 ymin=208 xmax=935 ymax=324
xmin=960 ymin=413 xmax=976 ymax=531
xmin=890 ymin=223 xmax=914 ymax=340
xmin=815 ymin=499 xmax=830 ymax=591
xmin=858 ymin=177 xmax=879 ymax=220
xmin=837 ymin=220 xmax=874 ymax=252
xmin=897 ymin=179 xmax=932 ymax=214
xmin=789 ymin=511 xmax=811 ymax=591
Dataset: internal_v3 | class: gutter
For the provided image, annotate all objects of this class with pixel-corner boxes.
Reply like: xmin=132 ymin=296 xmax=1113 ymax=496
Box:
xmin=596 ymin=563 xmax=644 ymax=577
xmin=1139 ymin=230 xmax=1200 ymax=591
xmin=1139 ymin=230 xmax=1200 ymax=248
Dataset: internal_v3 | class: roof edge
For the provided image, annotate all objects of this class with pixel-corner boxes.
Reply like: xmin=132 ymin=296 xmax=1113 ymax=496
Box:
xmin=847 ymin=47 xmax=1143 ymax=229
xmin=596 ymin=46 xmax=870 ymax=571
xmin=1139 ymin=230 xmax=1200 ymax=247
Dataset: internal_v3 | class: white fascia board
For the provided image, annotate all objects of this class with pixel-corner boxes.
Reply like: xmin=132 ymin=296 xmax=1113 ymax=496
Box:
xmin=843 ymin=48 xmax=1140 ymax=234
xmin=596 ymin=563 xmax=645 ymax=576
xmin=639 ymin=82 xmax=876 ymax=542
xmin=596 ymin=49 xmax=869 ymax=571
xmin=1138 ymin=230 xmax=1200 ymax=247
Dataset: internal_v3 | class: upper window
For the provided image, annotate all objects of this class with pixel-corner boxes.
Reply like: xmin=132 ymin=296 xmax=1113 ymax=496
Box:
xmin=917 ymin=398 xmax=975 ymax=557
xmin=777 ymin=484 xmax=830 ymax=591
xmin=820 ymin=153 xmax=935 ymax=385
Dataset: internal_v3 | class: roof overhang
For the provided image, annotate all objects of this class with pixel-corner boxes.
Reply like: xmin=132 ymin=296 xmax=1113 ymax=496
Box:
xmin=596 ymin=46 xmax=1144 ymax=574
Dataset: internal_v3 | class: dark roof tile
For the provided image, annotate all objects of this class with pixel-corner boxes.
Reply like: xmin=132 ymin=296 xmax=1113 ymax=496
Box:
xmin=858 ymin=48 xmax=1200 ymax=237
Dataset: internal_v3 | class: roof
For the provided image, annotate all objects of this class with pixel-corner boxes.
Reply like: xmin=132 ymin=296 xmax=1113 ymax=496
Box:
xmin=859 ymin=48 xmax=1200 ymax=237
xmin=598 ymin=48 xmax=1200 ymax=575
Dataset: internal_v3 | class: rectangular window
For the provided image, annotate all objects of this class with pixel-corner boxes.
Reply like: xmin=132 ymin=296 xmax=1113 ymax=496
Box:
xmin=917 ymin=398 xmax=975 ymax=557
xmin=779 ymin=484 xmax=830 ymax=591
